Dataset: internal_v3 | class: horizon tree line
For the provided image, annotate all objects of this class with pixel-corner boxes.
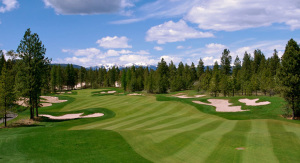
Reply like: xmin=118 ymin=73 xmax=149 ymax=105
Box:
xmin=0 ymin=28 xmax=300 ymax=125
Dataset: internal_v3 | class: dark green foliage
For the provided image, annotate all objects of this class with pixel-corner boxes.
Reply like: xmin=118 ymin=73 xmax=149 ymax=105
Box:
xmin=0 ymin=60 xmax=16 ymax=127
xmin=278 ymin=39 xmax=300 ymax=119
xmin=210 ymin=61 xmax=221 ymax=97
xmin=197 ymin=58 xmax=205 ymax=79
xmin=156 ymin=58 xmax=169 ymax=93
xmin=220 ymin=49 xmax=232 ymax=75
xmin=16 ymin=28 xmax=51 ymax=119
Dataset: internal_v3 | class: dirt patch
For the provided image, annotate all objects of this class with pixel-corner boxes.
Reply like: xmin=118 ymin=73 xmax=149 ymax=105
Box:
xmin=193 ymin=99 xmax=248 ymax=112
xmin=235 ymin=147 xmax=245 ymax=150
xmin=40 ymin=113 xmax=104 ymax=120
xmin=239 ymin=98 xmax=270 ymax=106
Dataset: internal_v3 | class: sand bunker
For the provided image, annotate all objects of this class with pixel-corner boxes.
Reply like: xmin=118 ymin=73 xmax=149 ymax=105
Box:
xmin=16 ymin=96 xmax=67 ymax=108
xmin=173 ymin=93 xmax=205 ymax=99
xmin=40 ymin=96 xmax=68 ymax=103
xmin=239 ymin=98 xmax=270 ymax=106
xmin=40 ymin=113 xmax=104 ymax=120
xmin=128 ymin=93 xmax=143 ymax=96
xmin=99 ymin=91 xmax=116 ymax=94
xmin=193 ymin=99 xmax=248 ymax=112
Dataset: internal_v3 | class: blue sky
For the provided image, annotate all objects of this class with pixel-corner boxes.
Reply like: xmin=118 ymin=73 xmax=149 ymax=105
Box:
xmin=0 ymin=0 xmax=299 ymax=67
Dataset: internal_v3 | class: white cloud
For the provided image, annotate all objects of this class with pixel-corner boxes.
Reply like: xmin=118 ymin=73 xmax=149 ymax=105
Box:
xmin=105 ymin=49 xmax=133 ymax=57
xmin=119 ymin=54 xmax=158 ymax=65
xmin=146 ymin=20 xmax=214 ymax=44
xmin=154 ymin=46 xmax=163 ymax=51
xmin=185 ymin=0 xmax=300 ymax=31
xmin=43 ymin=0 xmax=133 ymax=15
xmin=160 ymin=55 xmax=182 ymax=64
xmin=136 ymin=50 xmax=150 ymax=55
xmin=59 ymin=47 xmax=154 ymax=67
xmin=96 ymin=36 xmax=132 ymax=49
xmin=62 ymin=48 xmax=102 ymax=57
xmin=112 ymin=0 xmax=202 ymax=24
xmin=0 ymin=0 xmax=19 ymax=13
xmin=176 ymin=45 xmax=184 ymax=49
xmin=204 ymin=43 xmax=227 ymax=55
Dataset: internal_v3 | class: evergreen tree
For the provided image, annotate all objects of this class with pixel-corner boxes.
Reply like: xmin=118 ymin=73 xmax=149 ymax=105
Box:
xmin=241 ymin=52 xmax=252 ymax=95
xmin=220 ymin=49 xmax=232 ymax=75
xmin=278 ymin=39 xmax=300 ymax=119
xmin=17 ymin=28 xmax=50 ymax=119
xmin=0 ymin=51 xmax=5 ymax=76
xmin=156 ymin=58 xmax=169 ymax=93
xmin=210 ymin=61 xmax=221 ymax=97
xmin=197 ymin=58 xmax=205 ymax=79
xmin=169 ymin=61 xmax=177 ymax=92
xmin=50 ymin=65 xmax=57 ymax=92
xmin=232 ymin=56 xmax=242 ymax=96
xmin=121 ymin=69 xmax=127 ymax=91
xmin=56 ymin=65 xmax=64 ymax=91
xmin=0 ymin=61 xmax=16 ymax=127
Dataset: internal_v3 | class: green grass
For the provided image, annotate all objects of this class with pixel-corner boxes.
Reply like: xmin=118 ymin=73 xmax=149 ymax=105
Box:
xmin=1 ymin=89 xmax=300 ymax=162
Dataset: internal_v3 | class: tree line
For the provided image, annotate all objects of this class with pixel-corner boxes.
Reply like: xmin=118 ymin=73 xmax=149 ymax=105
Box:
xmin=1 ymin=28 xmax=300 ymax=126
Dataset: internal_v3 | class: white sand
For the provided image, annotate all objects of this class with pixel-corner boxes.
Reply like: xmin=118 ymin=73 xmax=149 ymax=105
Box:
xmin=193 ymin=99 xmax=248 ymax=112
xmin=239 ymin=98 xmax=271 ymax=106
xmin=128 ymin=93 xmax=143 ymax=96
xmin=40 ymin=113 xmax=104 ymax=120
xmin=16 ymin=96 xmax=67 ymax=108
xmin=40 ymin=96 xmax=68 ymax=103
xmin=41 ymin=103 xmax=52 ymax=107
xmin=81 ymin=113 xmax=104 ymax=118
xmin=100 ymin=92 xmax=106 ymax=94
xmin=107 ymin=91 xmax=116 ymax=93
xmin=173 ymin=94 xmax=206 ymax=99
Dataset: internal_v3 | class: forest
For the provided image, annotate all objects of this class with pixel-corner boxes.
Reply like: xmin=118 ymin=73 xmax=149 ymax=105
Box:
xmin=1 ymin=29 xmax=300 ymax=127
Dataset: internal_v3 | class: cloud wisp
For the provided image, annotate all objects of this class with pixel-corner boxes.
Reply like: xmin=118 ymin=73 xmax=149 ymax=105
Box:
xmin=146 ymin=20 xmax=214 ymax=44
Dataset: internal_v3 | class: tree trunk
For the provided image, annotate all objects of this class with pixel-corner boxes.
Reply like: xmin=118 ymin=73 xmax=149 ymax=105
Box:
xmin=292 ymin=97 xmax=295 ymax=120
xmin=4 ymin=96 xmax=7 ymax=127
xmin=256 ymin=90 xmax=257 ymax=96
xmin=233 ymin=89 xmax=234 ymax=97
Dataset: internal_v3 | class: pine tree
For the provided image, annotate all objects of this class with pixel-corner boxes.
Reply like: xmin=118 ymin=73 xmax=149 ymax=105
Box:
xmin=169 ymin=61 xmax=177 ymax=92
xmin=197 ymin=58 xmax=205 ymax=79
xmin=0 ymin=51 xmax=5 ymax=76
xmin=121 ymin=69 xmax=127 ymax=91
xmin=220 ymin=49 xmax=232 ymax=75
xmin=0 ymin=61 xmax=16 ymax=127
xmin=50 ymin=65 xmax=57 ymax=92
xmin=278 ymin=39 xmax=300 ymax=119
xmin=17 ymin=28 xmax=50 ymax=119
xmin=210 ymin=61 xmax=220 ymax=97
xmin=241 ymin=52 xmax=252 ymax=95
xmin=156 ymin=58 xmax=169 ymax=93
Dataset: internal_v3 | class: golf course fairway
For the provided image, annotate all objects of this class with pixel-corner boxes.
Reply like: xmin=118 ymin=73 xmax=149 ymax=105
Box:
xmin=1 ymin=89 xmax=300 ymax=162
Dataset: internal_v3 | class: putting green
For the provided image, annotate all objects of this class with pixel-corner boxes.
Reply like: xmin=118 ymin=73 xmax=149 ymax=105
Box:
xmin=1 ymin=89 xmax=300 ymax=162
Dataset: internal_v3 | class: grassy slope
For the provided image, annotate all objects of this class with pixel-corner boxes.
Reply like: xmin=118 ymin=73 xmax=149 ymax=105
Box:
xmin=1 ymin=89 xmax=300 ymax=162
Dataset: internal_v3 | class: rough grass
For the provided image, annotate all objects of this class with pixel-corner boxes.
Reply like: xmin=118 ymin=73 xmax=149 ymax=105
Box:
xmin=1 ymin=88 xmax=300 ymax=162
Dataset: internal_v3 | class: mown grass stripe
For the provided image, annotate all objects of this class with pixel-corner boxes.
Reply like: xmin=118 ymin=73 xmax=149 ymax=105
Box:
xmin=123 ymin=108 xmax=191 ymax=130
xmin=171 ymin=120 xmax=236 ymax=163
xmin=71 ymin=101 xmax=165 ymax=130
xmin=205 ymin=120 xmax=252 ymax=163
xmin=268 ymin=120 xmax=300 ymax=163
xmin=149 ymin=118 xmax=217 ymax=143
xmin=104 ymin=103 xmax=180 ymax=130
xmin=242 ymin=120 xmax=278 ymax=163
